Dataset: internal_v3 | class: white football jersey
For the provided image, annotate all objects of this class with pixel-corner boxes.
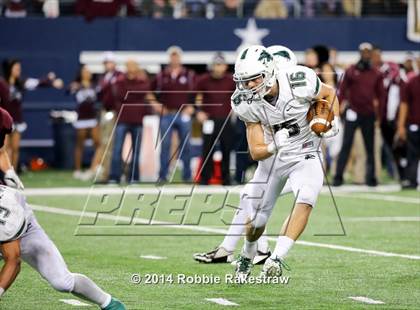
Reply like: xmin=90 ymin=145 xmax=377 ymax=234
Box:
xmin=231 ymin=65 xmax=322 ymax=160
xmin=0 ymin=186 xmax=32 ymax=242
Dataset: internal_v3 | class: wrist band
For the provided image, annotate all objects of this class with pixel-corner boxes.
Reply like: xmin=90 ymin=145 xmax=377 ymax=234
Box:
xmin=0 ymin=287 xmax=5 ymax=297
xmin=267 ymin=142 xmax=276 ymax=154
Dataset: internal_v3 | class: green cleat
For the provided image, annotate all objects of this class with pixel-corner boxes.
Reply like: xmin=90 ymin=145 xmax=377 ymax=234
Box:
xmin=103 ymin=297 xmax=126 ymax=310
xmin=234 ymin=255 xmax=253 ymax=283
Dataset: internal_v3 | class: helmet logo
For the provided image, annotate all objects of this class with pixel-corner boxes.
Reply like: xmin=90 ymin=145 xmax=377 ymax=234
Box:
xmin=273 ymin=50 xmax=291 ymax=60
xmin=258 ymin=51 xmax=273 ymax=65
xmin=240 ymin=48 xmax=249 ymax=60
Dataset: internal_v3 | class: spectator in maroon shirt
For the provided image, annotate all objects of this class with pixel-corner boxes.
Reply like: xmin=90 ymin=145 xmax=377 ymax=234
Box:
xmin=0 ymin=107 xmax=24 ymax=189
xmin=109 ymin=60 xmax=153 ymax=184
xmin=1 ymin=59 xmax=63 ymax=171
xmin=68 ymin=64 xmax=101 ymax=181
xmin=152 ymin=46 xmax=196 ymax=182
xmin=333 ymin=42 xmax=385 ymax=187
xmin=98 ymin=52 xmax=124 ymax=112
xmin=397 ymin=56 xmax=420 ymax=189
xmin=75 ymin=0 xmax=136 ymax=21
xmin=95 ymin=52 xmax=124 ymax=183
xmin=195 ymin=52 xmax=235 ymax=185
xmin=371 ymin=46 xmax=405 ymax=180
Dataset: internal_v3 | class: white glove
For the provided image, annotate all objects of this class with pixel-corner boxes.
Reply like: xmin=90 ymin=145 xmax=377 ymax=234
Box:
xmin=4 ymin=169 xmax=24 ymax=190
xmin=267 ymin=128 xmax=290 ymax=154
xmin=321 ymin=117 xmax=340 ymax=139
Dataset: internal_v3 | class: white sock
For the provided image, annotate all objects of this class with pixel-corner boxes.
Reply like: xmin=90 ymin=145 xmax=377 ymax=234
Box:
xmin=71 ymin=273 xmax=111 ymax=308
xmin=242 ymin=240 xmax=257 ymax=259
xmin=271 ymin=236 xmax=295 ymax=259
xmin=220 ymin=207 xmax=248 ymax=252
xmin=257 ymin=233 xmax=269 ymax=254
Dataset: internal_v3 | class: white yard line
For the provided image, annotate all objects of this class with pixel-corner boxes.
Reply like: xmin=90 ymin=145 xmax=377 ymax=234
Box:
xmin=297 ymin=241 xmax=420 ymax=260
xmin=336 ymin=192 xmax=419 ymax=204
xmin=346 ymin=216 xmax=420 ymax=222
xmin=140 ymin=255 xmax=167 ymax=260
xmin=205 ymin=298 xmax=239 ymax=306
xmin=24 ymin=186 xmax=420 ymax=204
xmin=348 ymin=296 xmax=385 ymax=305
xmin=59 ymin=299 xmax=91 ymax=307
xmin=31 ymin=204 xmax=420 ymax=261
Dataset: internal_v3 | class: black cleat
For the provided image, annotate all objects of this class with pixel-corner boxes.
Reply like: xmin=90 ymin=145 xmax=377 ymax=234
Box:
xmin=253 ymin=250 xmax=271 ymax=265
xmin=193 ymin=247 xmax=234 ymax=263
xmin=231 ymin=250 xmax=271 ymax=266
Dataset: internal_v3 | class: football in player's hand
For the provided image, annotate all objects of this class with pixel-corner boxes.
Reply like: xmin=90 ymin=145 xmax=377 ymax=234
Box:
xmin=306 ymin=99 xmax=334 ymax=136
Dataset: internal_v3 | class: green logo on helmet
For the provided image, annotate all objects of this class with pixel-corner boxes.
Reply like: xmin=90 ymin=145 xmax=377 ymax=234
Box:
xmin=240 ymin=48 xmax=249 ymax=60
xmin=258 ymin=51 xmax=273 ymax=64
xmin=273 ymin=50 xmax=291 ymax=60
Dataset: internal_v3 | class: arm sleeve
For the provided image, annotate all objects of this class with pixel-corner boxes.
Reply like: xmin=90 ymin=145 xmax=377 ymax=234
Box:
xmin=150 ymin=74 xmax=159 ymax=91
xmin=307 ymin=68 xmax=322 ymax=97
xmin=291 ymin=66 xmax=321 ymax=98
xmin=230 ymin=93 xmax=259 ymax=123
xmin=195 ymin=75 xmax=203 ymax=91
xmin=102 ymin=79 xmax=121 ymax=111
xmin=375 ymin=73 xmax=386 ymax=105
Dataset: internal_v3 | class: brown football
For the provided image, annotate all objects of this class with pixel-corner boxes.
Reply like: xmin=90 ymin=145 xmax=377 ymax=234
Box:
xmin=306 ymin=99 xmax=334 ymax=136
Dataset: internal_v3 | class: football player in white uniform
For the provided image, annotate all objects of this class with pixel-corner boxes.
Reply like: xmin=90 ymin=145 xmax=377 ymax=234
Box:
xmin=230 ymin=45 xmax=339 ymax=280
xmin=193 ymin=45 xmax=299 ymax=266
xmin=0 ymin=185 xmax=125 ymax=309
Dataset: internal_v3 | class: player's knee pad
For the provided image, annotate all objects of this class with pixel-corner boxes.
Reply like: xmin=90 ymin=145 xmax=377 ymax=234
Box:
xmin=295 ymin=185 xmax=319 ymax=207
xmin=49 ymin=271 xmax=75 ymax=293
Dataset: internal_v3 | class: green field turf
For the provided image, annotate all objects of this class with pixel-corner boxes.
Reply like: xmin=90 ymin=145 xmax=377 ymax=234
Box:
xmin=1 ymin=185 xmax=419 ymax=309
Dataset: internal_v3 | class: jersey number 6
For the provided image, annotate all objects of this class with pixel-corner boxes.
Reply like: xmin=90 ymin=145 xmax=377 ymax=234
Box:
xmin=289 ymin=71 xmax=306 ymax=89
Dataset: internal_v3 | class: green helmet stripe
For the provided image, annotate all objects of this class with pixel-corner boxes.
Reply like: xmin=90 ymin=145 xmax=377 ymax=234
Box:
xmin=240 ymin=48 xmax=249 ymax=60
xmin=273 ymin=50 xmax=291 ymax=60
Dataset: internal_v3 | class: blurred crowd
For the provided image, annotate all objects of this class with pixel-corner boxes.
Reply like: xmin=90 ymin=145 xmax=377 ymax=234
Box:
xmin=305 ymin=44 xmax=419 ymax=189
xmin=0 ymin=0 xmax=408 ymax=19
xmin=0 ymin=44 xmax=419 ymax=188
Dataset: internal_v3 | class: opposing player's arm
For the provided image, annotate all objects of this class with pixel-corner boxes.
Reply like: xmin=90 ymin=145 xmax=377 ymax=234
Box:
xmin=0 ymin=146 xmax=12 ymax=173
xmin=0 ymin=239 xmax=21 ymax=296
xmin=316 ymin=82 xmax=340 ymax=117
xmin=0 ymin=146 xmax=24 ymax=190
xmin=397 ymin=101 xmax=408 ymax=141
